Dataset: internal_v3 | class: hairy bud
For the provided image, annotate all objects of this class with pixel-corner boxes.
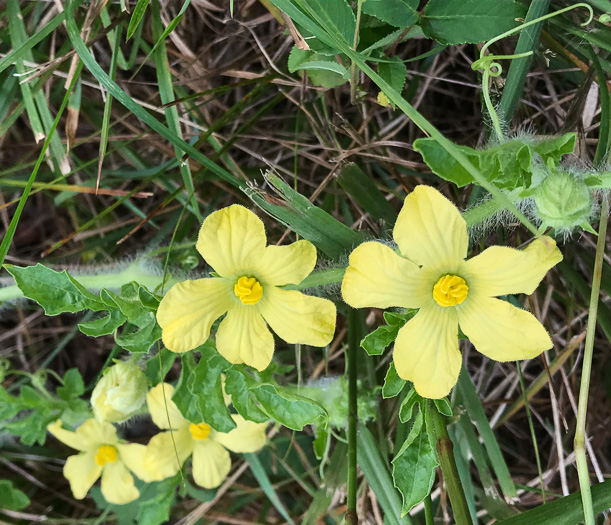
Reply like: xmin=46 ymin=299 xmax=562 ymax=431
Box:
xmin=534 ymin=170 xmax=592 ymax=230
xmin=91 ymin=360 xmax=148 ymax=423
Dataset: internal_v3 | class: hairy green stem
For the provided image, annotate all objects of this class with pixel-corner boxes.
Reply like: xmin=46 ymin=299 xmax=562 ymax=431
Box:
xmin=575 ymin=195 xmax=608 ymax=525
xmin=346 ymin=308 xmax=360 ymax=525
xmin=429 ymin=402 xmax=472 ymax=525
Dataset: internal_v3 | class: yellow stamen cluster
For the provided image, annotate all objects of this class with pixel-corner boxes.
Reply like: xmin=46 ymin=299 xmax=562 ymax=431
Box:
xmin=234 ymin=276 xmax=263 ymax=305
xmin=94 ymin=445 xmax=118 ymax=466
xmin=189 ymin=422 xmax=212 ymax=441
xmin=433 ymin=275 xmax=468 ymax=307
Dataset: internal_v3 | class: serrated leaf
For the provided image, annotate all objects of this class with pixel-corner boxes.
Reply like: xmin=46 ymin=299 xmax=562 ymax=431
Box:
xmin=530 ymin=132 xmax=577 ymax=163
xmin=360 ymin=310 xmax=411 ymax=356
xmin=399 ymin=386 xmax=420 ymax=423
xmin=434 ymin=397 xmax=452 ymax=417
xmin=392 ymin=409 xmax=438 ymax=515
xmin=383 ymin=362 xmax=406 ymax=399
xmin=0 ymin=480 xmax=30 ymax=511
xmin=78 ymin=309 xmax=127 ymax=337
xmin=225 ymin=368 xmax=269 ymax=423
xmin=420 ymin=0 xmax=526 ymax=45
xmin=56 ymin=368 xmax=85 ymax=401
xmin=5 ymin=264 xmax=106 ymax=314
xmin=127 ymin=0 xmax=149 ymax=40
xmin=136 ymin=475 xmax=179 ymax=525
xmin=362 ymin=0 xmax=418 ymax=28
xmin=172 ymin=347 xmax=235 ymax=432
xmin=253 ymin=384 xmax=326 ymax=431
xmin=306 ymin=0 xmax=355 ymax=46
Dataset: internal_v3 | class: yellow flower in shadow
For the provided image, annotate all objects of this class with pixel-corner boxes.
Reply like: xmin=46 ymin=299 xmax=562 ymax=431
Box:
xmin=157 ymin=205 xmax=336 ymax=371
xmin=47 ymin=419 xmax=151 ymax=505
xmin=342 ymin=185 xmax=563 ymax=399
xmin=142 ymin=383 xmax=267 ymax=489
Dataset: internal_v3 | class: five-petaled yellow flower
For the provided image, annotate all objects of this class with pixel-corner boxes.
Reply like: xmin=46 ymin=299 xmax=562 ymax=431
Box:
xmin=341 ymin=185 xmax=563 ymax=399
xmin=142 ymin=383 xmax=267 ymax=489
xmin=47 ymin=419 xmax=151 ymax=505
xmin=157 ymin=205 xmax=336 ymax=371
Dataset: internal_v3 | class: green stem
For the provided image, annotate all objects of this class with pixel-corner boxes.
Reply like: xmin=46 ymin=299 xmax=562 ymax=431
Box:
xmin=346 ymin=309 xmax=360 ymax=524
xmin=0 ymin=262 xmax=174 ymax=303
xmin=481 ymin=67 xmax=505 ymax=143
xmin=429 ymin=402 xmax=472 ymax=525
xmin=350 ymin=0 xmax=364 ymax=105
xmin=424 ymin=493 xmax=434 ymax=525
xmin=575 ymin=194 xmax=608 ymax=525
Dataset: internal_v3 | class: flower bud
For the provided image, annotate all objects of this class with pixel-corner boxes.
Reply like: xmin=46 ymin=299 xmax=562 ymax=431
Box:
xmin=534 ymin=170 xmax=592 ymax=230
xmin=91 ymin=360 xmax=148 ymax=423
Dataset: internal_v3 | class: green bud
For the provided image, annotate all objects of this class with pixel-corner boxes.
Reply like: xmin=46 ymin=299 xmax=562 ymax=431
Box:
xmin=534 ymin=170 xmax=592 ymax=230
xmin=91 ymin=360 xmax=148 ymax=423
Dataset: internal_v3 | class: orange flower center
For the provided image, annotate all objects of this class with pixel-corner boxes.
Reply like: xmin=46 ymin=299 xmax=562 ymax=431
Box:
xmin=433 ymin=275 xmax=468 ymax=307
xmin=94 ymin=445 xmax=118 ymax=466
xmin=189 ymin=422 xmax=212 ymax=441
xmin=234 ymin=276 xmax=263 ymax=305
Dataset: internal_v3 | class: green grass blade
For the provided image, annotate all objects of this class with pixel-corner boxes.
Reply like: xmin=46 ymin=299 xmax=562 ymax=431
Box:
xmin=127 ymin=0 xmax=149 ymax=40
xmin=0 ymin=62 xmax=83 ymax=267
xmin=587 ymin=45 xmax=610 ymax=165
xmin=496 ymin=479 xmax=611 ymax=525
xmin=498 ymin=0 xmax=551 ymax=125
xmin=357 ymin=424 xmax=413 ymax=525
xmin=457 ymin=369 xmax=517 ymax=500
xmin=151 ymin=0 xmax=200 ymax=220
xmin=245 ymin=453 xmax=296 ymax=525
xmin=64 ymin=0 xmax=243 ymax=189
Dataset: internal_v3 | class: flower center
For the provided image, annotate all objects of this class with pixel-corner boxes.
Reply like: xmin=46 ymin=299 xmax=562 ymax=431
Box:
xmin=94 ymin=445 xmax=118 ymax=466
xmin=234 ymin=276 xmax=263 ymax=305
xmin=189 ymin=422 xmax=212 ymax=441
xmin=433 ymin=274 xmax=468 ymax=307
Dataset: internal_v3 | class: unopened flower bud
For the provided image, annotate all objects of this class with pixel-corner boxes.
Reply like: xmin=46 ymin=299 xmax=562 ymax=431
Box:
xmin=534 ymin=171 xmax=592 ymax=230
xmin=91 ymin=360 xmax=148 ymax=423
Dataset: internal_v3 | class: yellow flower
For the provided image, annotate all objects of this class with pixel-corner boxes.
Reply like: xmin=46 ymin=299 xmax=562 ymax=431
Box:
xmin=142 ymin=383 xmax=267 ymax=489
xmin=47 ymin=419 xmax=151 ymax=505
xmin=341 ymin=185 xmax=563 ymax=399
xmin=157 ymin=205 xmax=336 ymax=370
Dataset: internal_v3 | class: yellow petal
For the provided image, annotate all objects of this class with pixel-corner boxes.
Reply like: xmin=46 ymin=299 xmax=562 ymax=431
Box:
xmin=393 ymin=305 xmax=462 ymax=399
xmin=393 ymin=185 xmax=468 ymax=270
xmin=196 ymin=205 xmax=267 ymax=277
xmin=100 ymin=460 xmax=140 ymax=505
xmin=458 ymin=296 xmax=552 ymax=361
xmin=146 ymin=383 xmax=188 ymax=430
xmin=216 ymin=305 xmax=274 ymax=371
xmin=462 ymin=236 xmax=562 ymax=297
xmin=191 ymin=439 xmax=231 ymax=489
xmin=157 ymin=278 xmax=232 ymax=353
xmin=144 ymin=428 xmax=194 ymax=481
xmin=214 ymin=415 xmax=267 ymax=453
xmin=256 ymin=240 xmax=316 ymax=286
xmin=341 ymin=242 xmax=430 ymax=309
xmin=48 ymin=419 xmax=117 ymax=452
xmin=64 ymin=451 xmax=102 ymax=499
xmin=117 ymin=443 xmax=155 ymax=483
xmin=259 ymin=287 xmax=336 ymax=347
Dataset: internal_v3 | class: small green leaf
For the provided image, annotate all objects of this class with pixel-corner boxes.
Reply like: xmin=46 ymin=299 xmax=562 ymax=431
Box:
xmin=392 ymin=409 xmax=438 ymax=516
xmin=225 ymin=368 xmax=269 ymax=423
xmin=79 ymin=309 xmax=127 ymax=337
xmin=145 ymin=348 xmax=177 ymax=386
xmin=378 ymin=56 xmax=408 ymax=101
xmin=56 ymin=368 xmax=85 ymax=401
xmin=253 ymin=384 xmax=326 ymax=431
xmin=136 ymin=475 xmax=179 ymax=525
xmin=362 ymin=0 xmax=419 ymax=28
xmin=127 ymin=0 xmax=149 ymax=40
xmin=313 ymin=418 xmax=330 ymax=460
xmin=360 ymin=310 xmax=412 ymax=356
xmin=420 ymin=0 xmax=526 ymax=45
xmin=0 ymin=480 xmax=30 ymax=510
xmin=399 ymin=386 xmax=420 ymax=423
xmin=5 ymin=264 xmax=106 ymax=314
xmin=382 ymin=363 xmax=406 ymax=399
xmin=433 ymin=397 xmax=452 ymax=417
